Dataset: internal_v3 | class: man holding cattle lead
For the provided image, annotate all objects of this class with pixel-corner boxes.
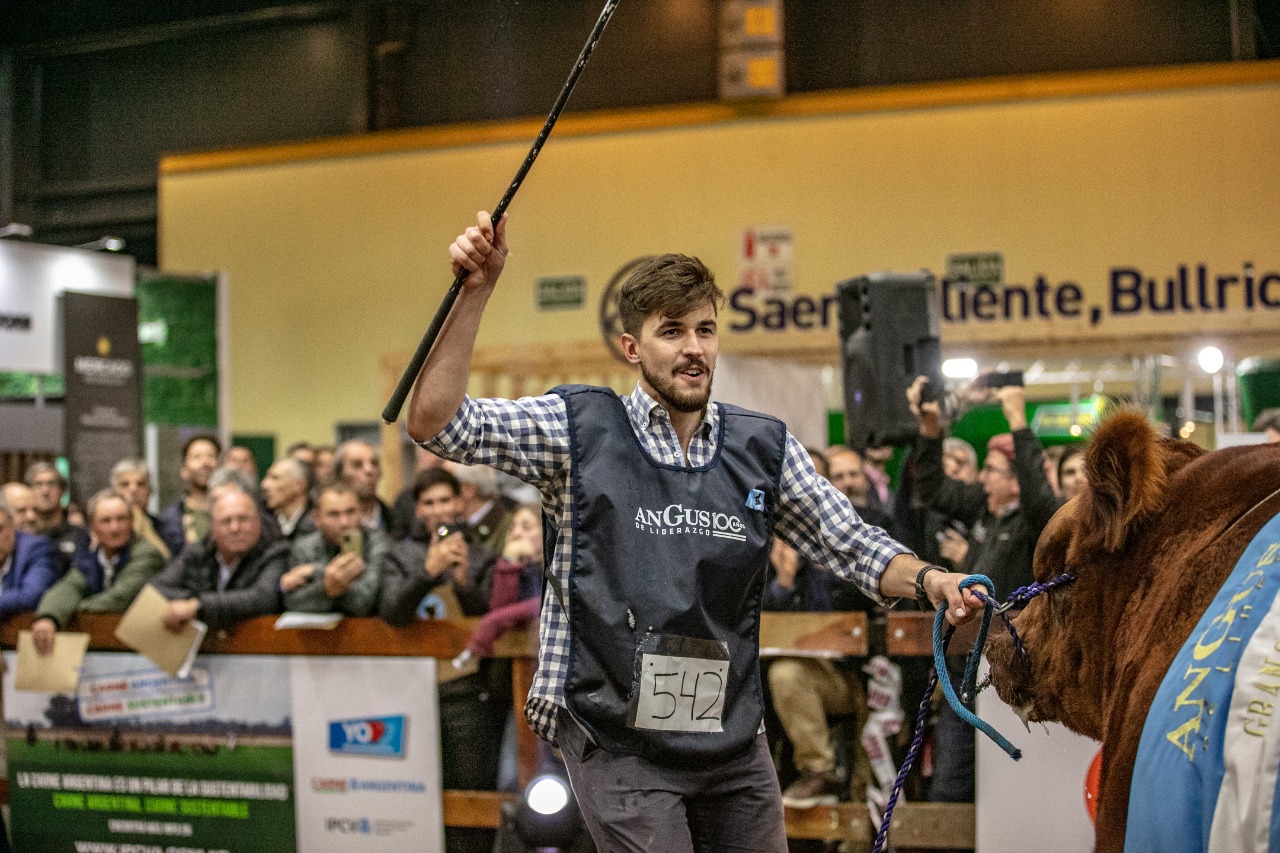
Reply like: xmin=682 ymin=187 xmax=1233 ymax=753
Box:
xmin=405 ymin=210 xmax=986 ymax=852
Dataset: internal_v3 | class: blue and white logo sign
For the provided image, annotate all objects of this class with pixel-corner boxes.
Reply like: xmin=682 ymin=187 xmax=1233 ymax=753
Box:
xmin=328 ymin=715 xmax=407 ymax=758
xmin=745 ymin=489 xmax=766 ymax=511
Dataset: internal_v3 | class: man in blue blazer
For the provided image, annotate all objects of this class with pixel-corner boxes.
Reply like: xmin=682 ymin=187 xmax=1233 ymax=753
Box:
xmin=0 ymin=495 xmax=60 ymax=620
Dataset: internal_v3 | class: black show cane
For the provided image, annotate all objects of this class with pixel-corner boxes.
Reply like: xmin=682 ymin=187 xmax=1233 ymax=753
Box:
xmin=382 ymin=0 xmax=620 ymax=424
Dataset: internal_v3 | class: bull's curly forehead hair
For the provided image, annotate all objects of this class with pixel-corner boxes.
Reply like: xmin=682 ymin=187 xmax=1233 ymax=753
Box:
xmin=619 ymin=254 xmax=723 ymax=338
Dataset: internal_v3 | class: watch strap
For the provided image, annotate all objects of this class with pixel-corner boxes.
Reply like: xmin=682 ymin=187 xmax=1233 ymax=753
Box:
xmin=915 ymin=564 xmax=945 ymax=610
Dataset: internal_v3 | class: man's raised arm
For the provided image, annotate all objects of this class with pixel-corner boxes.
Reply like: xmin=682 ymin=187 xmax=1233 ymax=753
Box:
xmin=406 ymin=211 xmax=509 ymax=443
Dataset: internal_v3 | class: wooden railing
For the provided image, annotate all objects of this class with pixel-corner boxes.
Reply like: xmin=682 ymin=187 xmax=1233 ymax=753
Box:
xmin=0 ymin=610 xmax=973 ymax=851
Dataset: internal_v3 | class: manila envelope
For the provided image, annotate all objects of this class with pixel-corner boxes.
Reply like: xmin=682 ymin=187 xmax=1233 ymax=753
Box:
xmin=14 ymin=630 xmax=90 ymax=693
xmin=114 ymin=584 xmax=207 ymax=678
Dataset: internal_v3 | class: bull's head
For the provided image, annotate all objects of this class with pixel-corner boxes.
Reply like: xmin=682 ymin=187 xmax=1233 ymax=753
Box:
xmin=985 ymin=411 xmax=1203 ymax=739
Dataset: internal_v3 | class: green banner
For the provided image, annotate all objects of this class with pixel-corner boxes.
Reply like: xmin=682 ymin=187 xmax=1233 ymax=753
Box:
xmin=136 ymin=272 xmax=219 ymax=427
xmin=6 ymin=653 xmax=295 ymax=852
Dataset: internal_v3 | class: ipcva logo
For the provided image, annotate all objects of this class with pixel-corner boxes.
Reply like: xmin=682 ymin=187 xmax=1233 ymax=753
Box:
xmin=328 ymin=715 xmax=406 ymax=757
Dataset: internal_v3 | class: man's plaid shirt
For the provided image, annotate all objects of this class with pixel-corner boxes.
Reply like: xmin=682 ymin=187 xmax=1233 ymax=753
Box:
xmin=423 ymin=384 xmax=909 ymax=744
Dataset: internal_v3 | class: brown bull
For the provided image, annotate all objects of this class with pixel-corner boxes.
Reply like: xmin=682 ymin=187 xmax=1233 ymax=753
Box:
xmin=986 ymin=411 xmax=1280 ymax=852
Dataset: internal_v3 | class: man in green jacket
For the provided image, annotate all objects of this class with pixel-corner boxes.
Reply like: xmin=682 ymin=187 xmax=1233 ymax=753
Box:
xmin=279 ymin=482 xmax=385 ymax=616
xmin=32 ymin=488 xmax=165 ymax=655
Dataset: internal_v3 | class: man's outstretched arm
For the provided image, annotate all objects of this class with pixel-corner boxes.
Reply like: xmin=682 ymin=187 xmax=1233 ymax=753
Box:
xmin=406 ymin=211 xmax=508 ymax=443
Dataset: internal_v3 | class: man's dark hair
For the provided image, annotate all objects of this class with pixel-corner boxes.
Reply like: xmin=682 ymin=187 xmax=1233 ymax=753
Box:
xmin=182 ymin=434 xmax=222 ymax=460
xmin=412 ymin=468 xmax=460 ymax=501
xmin=315 ymin=481 xmax=359 ymax=506
xmin=618 ymin=254 xmax=723 ymax=338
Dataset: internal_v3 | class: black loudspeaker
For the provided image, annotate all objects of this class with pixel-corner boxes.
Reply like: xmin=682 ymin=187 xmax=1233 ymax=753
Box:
xmin=837 ymin=271 xmax=943 ymax=449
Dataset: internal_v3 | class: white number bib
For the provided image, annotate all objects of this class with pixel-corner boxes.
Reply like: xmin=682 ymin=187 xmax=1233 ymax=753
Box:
xmin=631 ymin=636 xmax=731 ymax=733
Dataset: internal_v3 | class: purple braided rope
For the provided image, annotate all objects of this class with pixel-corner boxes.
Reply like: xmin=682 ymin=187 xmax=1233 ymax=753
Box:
xmin=970 ymin=590 xmax=1032 ymax=676
xmin=870 ymin=625 xmax=953 ymax=853
xmin=872 ymin=572 xmax=1076 ymax=852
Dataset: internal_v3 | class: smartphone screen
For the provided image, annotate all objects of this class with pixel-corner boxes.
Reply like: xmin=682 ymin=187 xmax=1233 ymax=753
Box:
xmin=341 ymin=528 xmax=363 ymax=555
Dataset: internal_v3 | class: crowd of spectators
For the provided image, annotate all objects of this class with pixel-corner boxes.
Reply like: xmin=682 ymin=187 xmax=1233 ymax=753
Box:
xmin=3 ymin=436 xmax=542 ymax=853
xmin=4 ymin=394 xmax=1275 ymax=846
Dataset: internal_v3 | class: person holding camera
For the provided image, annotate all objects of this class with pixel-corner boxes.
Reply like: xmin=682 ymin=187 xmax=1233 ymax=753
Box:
xmin=378 ymin=467 xmax=494 ymax=624
xmin=279 ymin=482 xmax=385 ymax=615
xmin=906 ymin=373 xmax=1063 ymax=809
xmin=379 ymin=466 xmax=503 ymax=853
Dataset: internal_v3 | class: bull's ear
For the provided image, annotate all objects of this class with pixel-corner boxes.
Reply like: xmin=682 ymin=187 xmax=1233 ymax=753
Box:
xmin=1080 ymin=411 xmax=1168 ymax=553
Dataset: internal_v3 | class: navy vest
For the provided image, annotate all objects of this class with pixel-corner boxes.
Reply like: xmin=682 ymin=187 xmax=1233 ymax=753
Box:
xmin=555 ymin=385 xmax=785 ymax=767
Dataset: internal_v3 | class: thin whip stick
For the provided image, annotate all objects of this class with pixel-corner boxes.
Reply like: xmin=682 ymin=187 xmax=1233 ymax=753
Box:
xmin=383 ymin=0 xmax=620 ymax=424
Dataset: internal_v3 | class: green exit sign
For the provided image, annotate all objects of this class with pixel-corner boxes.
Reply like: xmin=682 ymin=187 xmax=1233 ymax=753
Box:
xmin=945 ymin=252 xmax=1004 ymax=286
xmin=536 ymin=276 xmax=586 ymax=311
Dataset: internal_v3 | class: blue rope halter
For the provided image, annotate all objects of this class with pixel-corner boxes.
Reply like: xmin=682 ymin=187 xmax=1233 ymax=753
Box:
xmin=870 ymin=570 xmax=1077 ymax=853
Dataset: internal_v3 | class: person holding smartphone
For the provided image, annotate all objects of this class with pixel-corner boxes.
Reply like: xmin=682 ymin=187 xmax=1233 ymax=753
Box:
xmin=279 ymin=482 xmax=386 ymax=615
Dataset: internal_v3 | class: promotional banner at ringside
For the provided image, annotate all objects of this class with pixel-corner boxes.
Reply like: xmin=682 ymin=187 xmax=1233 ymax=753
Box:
xmin=289 ymin=656 xmax=442 ymax=851
xmin=3 ymin=652 xmax=440 ymax=852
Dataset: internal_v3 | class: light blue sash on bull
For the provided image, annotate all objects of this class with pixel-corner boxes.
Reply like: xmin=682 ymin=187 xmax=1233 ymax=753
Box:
xmin=1126 ymin=511 xmax=1280 ymax=852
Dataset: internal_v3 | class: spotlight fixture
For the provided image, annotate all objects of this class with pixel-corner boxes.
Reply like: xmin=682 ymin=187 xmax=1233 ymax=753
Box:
xmin=498 ymin=772 xmax=588 ymax=852
xmin=74 ymin=236 xmax=126 ymax=252
xmin=1197 ymin=346 xmax=1224 ymax=375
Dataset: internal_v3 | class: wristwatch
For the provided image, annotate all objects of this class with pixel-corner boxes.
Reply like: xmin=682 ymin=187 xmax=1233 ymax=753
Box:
xmin=914 ymin=564 xmax=946 ymax=610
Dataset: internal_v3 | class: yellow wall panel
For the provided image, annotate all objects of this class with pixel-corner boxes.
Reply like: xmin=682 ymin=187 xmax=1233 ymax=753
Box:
xmin=159 ymin=69 xmax=1280 ymax=442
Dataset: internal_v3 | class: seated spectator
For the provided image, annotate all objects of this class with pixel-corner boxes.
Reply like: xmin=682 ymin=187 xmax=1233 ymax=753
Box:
xmin=862 ymin=443 xmax=897 ymax=521
xmin=157 ymin=435 xmax=220 ymax=558
xmin=379 ymin=469 xmax=494 ymax=624
xmin=312 ymin=444 xmax=336 ymax=486
xmin=152 ymin=487 xmax=289 ymax=632
xmin=279 ymin=483 xmax=385 ymax=616
xmin=0 ymin=493 xmax=60 ymax=621
xmin=1 ymin=483 xmax=39 ymax=533
xmin=31 ymin=489 xmax=166 ymax=654
xmin=450 ymin=462 xmax=516 ymax=555
xmin=766 ymin=536 xmax=872 ymax=809
xmin=378 ymin=467 xmax=502 ymax=853
xmin=827 ymin=447 xmax=895 ymax=532
xmin=942 ymin=437 xmax=979 ymax=484
xmin=210 ymin=466 xmax=281 ymax=541
xmin=1254 ymin=408 xmax=1280 ymax=443
xmin=488 ymin=504 xmax=545 ymax=612
xmin=110 ymin=458 xmax=169 ymax=561
xmin=335 ymin=439 xmax=394 ymax=533
xmin=223 ymin=445 xmax=258 ymax=479
xmin=1057 ymin=443 xmax=1089 ymax=499
xmin=25 ymin=461 xmax=83 ymax=569
xmin=261 ymin=458 xmax=315 ymax=541
xmin=285 ymin=441 xmax=315 ymax=470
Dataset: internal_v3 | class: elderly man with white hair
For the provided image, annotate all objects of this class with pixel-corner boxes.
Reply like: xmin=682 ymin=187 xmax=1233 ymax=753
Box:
xmin=448 ymin=462 xmax=517 ymax=554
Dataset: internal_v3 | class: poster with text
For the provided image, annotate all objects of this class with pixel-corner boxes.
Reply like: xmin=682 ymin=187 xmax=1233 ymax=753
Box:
xmin=290 ymin=656 xmax=442 ymax=852
xmin=4 ymin=652 xmax=295 ymax=853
